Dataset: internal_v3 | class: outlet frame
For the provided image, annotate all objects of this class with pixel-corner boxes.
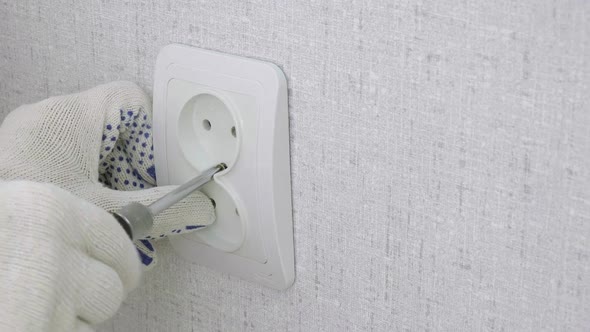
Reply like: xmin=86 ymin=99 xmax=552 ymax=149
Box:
xmin=153 ymin=44 xmax=294 ymax=290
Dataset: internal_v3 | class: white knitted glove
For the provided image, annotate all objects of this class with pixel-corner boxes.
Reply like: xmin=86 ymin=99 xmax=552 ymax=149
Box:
xmin=0 ymin=180 xmax=141 ymax=331
xmin=0 ymin=81 xmax=215 ymax=265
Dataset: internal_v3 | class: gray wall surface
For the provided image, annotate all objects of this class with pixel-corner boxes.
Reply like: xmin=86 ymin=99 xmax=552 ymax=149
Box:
xmin=1 ymin=0 xmax=589 ymax=331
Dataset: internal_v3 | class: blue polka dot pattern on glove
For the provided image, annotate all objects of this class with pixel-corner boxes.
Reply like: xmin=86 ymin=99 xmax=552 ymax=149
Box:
xmin=97 ymin=107 xmax=159 ymax=267
xmin=94 ymin=101 xmax=214 ymax=269
xmin=98 ymin=108 xmax=156 ymax=191
xmin=137 ymin=239 xmax=155 ymax=266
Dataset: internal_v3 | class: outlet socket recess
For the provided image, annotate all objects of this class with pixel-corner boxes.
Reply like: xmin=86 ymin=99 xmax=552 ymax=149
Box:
xmin=153 ymin=45 xmax=294 ymax=289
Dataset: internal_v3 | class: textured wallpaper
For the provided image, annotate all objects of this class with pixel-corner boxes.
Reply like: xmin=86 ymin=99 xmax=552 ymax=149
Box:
xmin=1 ymin=0 xmax=589 ymax=331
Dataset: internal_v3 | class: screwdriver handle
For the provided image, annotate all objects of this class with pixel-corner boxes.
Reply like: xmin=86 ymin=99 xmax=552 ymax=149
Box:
xmin=111 ymin=164 xmax=226 ymax=241
xmin=111 ymin=202 xmax=153 ymax=241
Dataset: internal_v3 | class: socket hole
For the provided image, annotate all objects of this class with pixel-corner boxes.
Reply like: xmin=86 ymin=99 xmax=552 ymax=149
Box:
xmin=231 ymin=126 xmax=236 ymax=137
xmin=202 ymin=119 xmax=211 ymax=131
xmin=235 ymin=208 xmax=239 ymax=216
xmin=210 ymin=198 xmax=216 ymax=208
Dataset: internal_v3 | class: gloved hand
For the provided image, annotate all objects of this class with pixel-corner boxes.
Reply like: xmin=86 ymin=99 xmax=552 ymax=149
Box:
xmin=0 ymin=181 xmax=141 ymax=331
xmin=0 ymin=81 xmax=215 ymax=267
xmin=0 ymin=82 xmax=215 ymax=329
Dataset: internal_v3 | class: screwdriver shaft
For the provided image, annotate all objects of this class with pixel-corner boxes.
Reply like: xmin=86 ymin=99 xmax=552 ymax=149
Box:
xmin=112 ymin=163 xmax=226 ymax=240
xmin=148 ymin=164 xmax=225 ymax=215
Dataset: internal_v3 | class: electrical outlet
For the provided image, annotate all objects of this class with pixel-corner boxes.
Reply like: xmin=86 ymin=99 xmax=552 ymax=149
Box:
xmin=171 ymin=80 xmax=245 ymax=253
xmin=153 ymin=45 xmax=294 ymax=290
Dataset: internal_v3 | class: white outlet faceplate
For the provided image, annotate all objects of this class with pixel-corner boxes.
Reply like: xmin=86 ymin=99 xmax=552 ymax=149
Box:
xmin=153 ymin=44 xmax=294 ymax=290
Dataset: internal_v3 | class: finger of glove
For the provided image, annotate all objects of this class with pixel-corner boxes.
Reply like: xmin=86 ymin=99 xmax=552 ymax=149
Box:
xmin=80 ymin=185 xmax=215 ymax=239
xmin=84 ymin=82 xmax=151 ymax=180
xmin=0 ymin=182 xmax=139 ymax=289
xmin=98 ymin=95 xmax=156 ymax=190
xmin=0 ymin=181 xmax=140 ymax=329
xmin=135 ymin=239 xmax=158 ymax=269
xmin=77 ymin=259 xmax=124 ymax=325
xmin=0 ymin=81 xmax=151 ymax=184
xmin=0 ymin=183 xmax=69 ymax=331
xmin=72 ymin=195 xmax=141 ymax=292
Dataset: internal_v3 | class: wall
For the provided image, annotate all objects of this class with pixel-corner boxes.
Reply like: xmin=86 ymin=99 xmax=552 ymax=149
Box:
xmin=1 ymin=0 xmax=589 ymax=330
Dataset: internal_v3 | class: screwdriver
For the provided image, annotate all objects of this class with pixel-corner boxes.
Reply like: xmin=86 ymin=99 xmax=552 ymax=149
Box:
xmin=111 ymin=163 xmax=227 ymax=241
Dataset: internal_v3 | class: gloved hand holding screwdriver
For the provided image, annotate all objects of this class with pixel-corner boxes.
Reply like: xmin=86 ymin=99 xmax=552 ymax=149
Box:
xmin=0 ymin=82 xmax=215 ymax=331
